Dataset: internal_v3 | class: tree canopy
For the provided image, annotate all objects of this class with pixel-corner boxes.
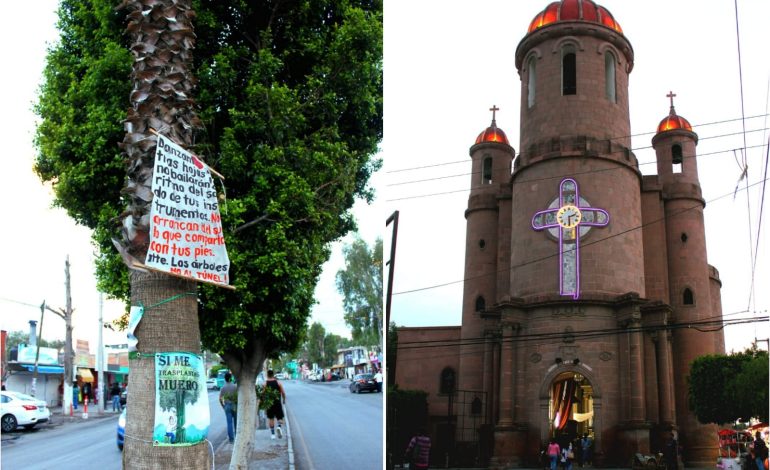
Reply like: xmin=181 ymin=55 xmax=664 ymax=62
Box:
xmin=688 ymin=347 xmax=769 ymax=424
xmin=34 ymin=0 xmax=383 ymax=361
xmin=336 ymin=236 xmax=383 ymax=346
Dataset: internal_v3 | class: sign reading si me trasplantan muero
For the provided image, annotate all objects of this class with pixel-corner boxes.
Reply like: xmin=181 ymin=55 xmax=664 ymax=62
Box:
xmin=153 ymin=352 xmax=209 ymax=446
xmin=145 ymin=134 xmax=231 ymax=288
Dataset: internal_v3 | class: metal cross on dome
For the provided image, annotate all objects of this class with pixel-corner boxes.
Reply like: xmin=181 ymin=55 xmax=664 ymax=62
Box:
xmin=531 ymin=178 xmax=610 ymax=299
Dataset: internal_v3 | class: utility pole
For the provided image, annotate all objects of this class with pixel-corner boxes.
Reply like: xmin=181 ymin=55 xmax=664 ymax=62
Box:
xmin=97 ymin=292 xmax=105 ymax=414
xmin=385 ymin=210 xmax=399 ymax=328
xmin=44 ymin=257 xmax=75 ymax=415
xmin=31 ymin=302 xmax=45 ymax=397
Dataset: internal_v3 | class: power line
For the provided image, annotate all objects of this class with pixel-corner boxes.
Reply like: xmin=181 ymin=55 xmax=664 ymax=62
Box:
xmin=733 ymin=0 xmax=757 ymax=314
xmin=394 ymin=316 xmax=769 ymax=354
xmin=392 ymin=176 xmax=769 ymax=296
xmin=385 ymin=113 xmax=770 ymax=175
xmin=387 ymin=142 xmax=767 ymax=202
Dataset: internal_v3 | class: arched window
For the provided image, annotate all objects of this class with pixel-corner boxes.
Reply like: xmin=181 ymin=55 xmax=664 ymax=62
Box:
xmin=440 ymin=367 xmax=456 ymax=395
xmin=475 ymin=296 xmax=486 ymax=312
xmin=528 ymin=56 xmax=537 ymax=108
xmin=683 ymin=288 xmax=694 ymax=305
xmin=482 ymin=157 xmax=493 ymax=184
xmin=562 ymin=46 xmax=577 ymax=95
xmin=604 ymin=51 xmax=616 ymax=102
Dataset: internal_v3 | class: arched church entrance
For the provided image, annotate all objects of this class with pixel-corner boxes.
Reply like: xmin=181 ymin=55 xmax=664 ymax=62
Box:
xmin=539 ymin=365 xmax=602 ymax=462
xmin=549 ymin=371 xmax=594 ymax=444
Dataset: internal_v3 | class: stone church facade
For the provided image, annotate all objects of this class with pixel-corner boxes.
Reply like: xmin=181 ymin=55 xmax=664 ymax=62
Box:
xmin=394 ymin=1 xmax=725 ymax=467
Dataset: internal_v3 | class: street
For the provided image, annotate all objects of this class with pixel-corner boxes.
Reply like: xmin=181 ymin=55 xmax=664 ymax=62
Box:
xmin=1 ymin=390 xmax=226 ymax=470
xmin=286 ymin=379 xmax=383 ymax=470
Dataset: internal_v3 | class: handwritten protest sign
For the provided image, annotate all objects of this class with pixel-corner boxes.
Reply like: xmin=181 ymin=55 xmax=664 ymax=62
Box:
xmin=153 ymin=352 xmax=209 ymax=446
xmin=146 ymin=135 xmax=231 ymax=287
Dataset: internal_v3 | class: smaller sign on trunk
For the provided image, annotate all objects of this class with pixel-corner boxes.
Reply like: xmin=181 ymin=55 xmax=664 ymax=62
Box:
xmin=153 ymin=352 xmax=210 ymax=446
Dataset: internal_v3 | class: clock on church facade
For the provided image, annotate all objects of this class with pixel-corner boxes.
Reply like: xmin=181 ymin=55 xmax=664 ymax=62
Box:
xmin=394 ymin=0 xmax=726 ymax=468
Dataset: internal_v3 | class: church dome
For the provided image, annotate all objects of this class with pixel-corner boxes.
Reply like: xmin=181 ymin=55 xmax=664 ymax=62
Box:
xmin=475 ymin=123 xmax=509 ymax=145
xmin=657 ymin=107 xmax=692 ymax=133
xmin=528 ymin=0 xmax=623 ymax=35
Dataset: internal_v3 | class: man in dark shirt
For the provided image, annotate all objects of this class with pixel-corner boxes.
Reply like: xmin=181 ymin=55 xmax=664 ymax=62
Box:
xmin=218 ymin=372 xmax=237 ymax=443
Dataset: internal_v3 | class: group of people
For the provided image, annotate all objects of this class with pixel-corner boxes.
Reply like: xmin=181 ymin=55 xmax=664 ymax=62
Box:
xmin=545 ymin=434 xmax=593 ymax=470
xmin=218 ymin=369 xmax=287 ymax=444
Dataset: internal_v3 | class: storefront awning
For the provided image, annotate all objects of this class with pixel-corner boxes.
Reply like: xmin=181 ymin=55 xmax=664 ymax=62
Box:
xmin=21 ymin=364 xmax=64 ymax=374
xmin=77 ymin=368 xmax=94 ymax=382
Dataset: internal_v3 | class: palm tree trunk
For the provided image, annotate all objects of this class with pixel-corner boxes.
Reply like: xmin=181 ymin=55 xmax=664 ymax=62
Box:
xmin=123 ymin=272 xmax=208 ymax=468
xmin=118 ymin=0 xmax=206 ymax=467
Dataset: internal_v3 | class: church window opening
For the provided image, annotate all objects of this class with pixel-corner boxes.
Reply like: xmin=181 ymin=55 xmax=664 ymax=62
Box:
xmin=528 ymin=56 xmax=537 ymax=108
xmin=604 ymin=51 xmax=616 ymax=102
xmin=680 ymin=232 xmax=688 ymax=243
xmin=562 ymin=47 xmax=577 ymax=95
xmin=482 ymin=157 xmax=493 ymax=184
xmin=549 ymin=372 xmax=593 ymax=437
xmin=440 ymin=367 xmax=456 ymax=395
xmin=479 ymin=239 xmax=486 ymax=250
xmin=475 ymin=296 xmax=486 ymax=312
xmin=683 ymin=288 xmax=694 ymax=305
xmin=672 ymin=144 xmax=683 ymax=163
xmin=672 ymin=144 xmax=683 ymax=173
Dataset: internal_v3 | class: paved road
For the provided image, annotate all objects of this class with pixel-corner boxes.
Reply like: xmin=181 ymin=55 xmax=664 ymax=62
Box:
xmin=285 ymin=379 xmax=383 ymax=470
xmin=1 ymin=389 xmax=226 ymax=470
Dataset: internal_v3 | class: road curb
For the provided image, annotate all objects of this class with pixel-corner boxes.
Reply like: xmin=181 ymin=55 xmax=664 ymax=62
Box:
xmin=284 ymin=403 xmax=295 ymax=470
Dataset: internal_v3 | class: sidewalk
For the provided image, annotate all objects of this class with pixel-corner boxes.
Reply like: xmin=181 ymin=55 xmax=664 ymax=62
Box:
xmin=3 ymin=405 xmax=291 ymax=469
xmin=213 ymin=411 xmax=293 ymax=470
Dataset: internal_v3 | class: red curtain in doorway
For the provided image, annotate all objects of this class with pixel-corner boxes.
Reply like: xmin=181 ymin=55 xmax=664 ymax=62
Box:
xmin=552 ymin=378 xmax=577 ymax=430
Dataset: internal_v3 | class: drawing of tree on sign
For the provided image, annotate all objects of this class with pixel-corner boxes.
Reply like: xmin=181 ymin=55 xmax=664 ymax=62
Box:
xmin=157 ymin=354 xmax=202 ymax=444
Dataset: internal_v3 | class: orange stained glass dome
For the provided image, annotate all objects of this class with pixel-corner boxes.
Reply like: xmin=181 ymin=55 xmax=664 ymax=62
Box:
xmin=528 ymin=0 xmax=623 ymax=35
xmin=475 ymin=124 xmax=509 ymax=145
xmin=657 ymin=110 xmax=692 ymax=133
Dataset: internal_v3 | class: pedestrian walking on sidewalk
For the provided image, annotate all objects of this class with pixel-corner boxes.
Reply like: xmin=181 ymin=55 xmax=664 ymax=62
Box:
xmin=374 ymin=368 xmax=383 ymax=393
xmin=219 ymin=372 xmax=237 ymax=443
xmin=265 ymin=370 xmax=286 ymax=440
xmin=110 ymin=383 xmax=121 ymax=412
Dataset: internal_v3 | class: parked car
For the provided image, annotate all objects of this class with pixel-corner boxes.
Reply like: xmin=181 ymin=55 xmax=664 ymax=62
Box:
xmin=348 ymin=373 xmax=378 ymax=393
xmin=206 ymin=378 xmax=217 ymax=390
xmin=117 ymin=408 xmax=126 ymax=450
xmin=0 ymin=391 xmax=51 ymax=432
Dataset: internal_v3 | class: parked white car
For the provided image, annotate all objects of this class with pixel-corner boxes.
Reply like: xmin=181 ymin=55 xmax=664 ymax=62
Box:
xmin=0 ymin=391 xmax=51 ymax=432
xmin=206 ymin=378 xmax=217 ymax=390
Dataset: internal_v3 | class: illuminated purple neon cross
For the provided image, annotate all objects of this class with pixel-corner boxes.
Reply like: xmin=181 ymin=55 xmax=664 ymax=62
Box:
xmin=531 ymin=178 xmax=609 ymax=299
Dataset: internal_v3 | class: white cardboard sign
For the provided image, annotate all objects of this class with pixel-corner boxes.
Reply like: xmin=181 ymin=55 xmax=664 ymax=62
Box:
xmin=146 ymin=135 xmax=230 ymax=287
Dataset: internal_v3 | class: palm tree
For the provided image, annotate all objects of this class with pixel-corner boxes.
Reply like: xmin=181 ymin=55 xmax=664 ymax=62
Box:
xmin=117 ymin=0 xmax=207 ymax=467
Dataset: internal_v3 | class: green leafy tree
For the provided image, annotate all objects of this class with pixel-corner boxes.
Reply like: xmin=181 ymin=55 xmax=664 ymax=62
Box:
xmin=688 ymin=347 xmax=769 ymax=424
xmin=34 ymin=0 xmax=382 ymax=466
xmin=336 ymin=237 xmax=383 ymax=346
xmin=323 ymin=333 xmax=347 ymax=367
xmin=306 ymin=322 xmax=326 ymax=367
xmin=4 ymin=330 xmax=65 ymax=354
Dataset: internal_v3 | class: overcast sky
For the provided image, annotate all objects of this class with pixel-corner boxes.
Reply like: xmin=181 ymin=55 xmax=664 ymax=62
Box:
xmin=0 ymin=0 xmax=381 ymax=350
xmin=384 ymin=0 xmax=770 ymax=354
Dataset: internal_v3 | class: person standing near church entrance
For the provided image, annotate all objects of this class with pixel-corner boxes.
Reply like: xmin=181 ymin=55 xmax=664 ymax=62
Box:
xmin=547 ymin=438 xmax=561 ymax=470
